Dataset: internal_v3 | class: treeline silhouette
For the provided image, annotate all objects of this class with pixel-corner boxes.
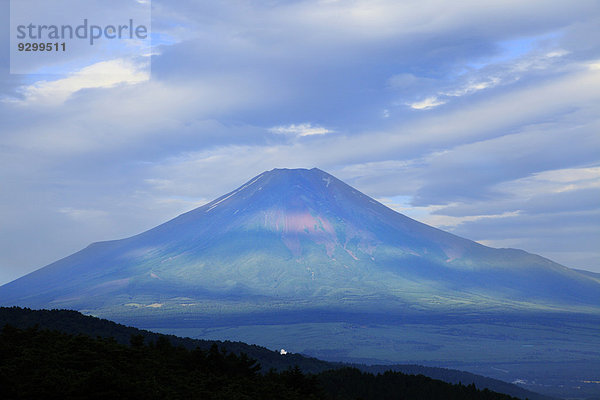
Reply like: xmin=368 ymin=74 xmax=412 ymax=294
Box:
xmin=0 ymin=306 xmax=331 ymax=373
xmin=0 ymin=307 xmax=544 ymax=399
xmin=0 ymin=324 xmax=322 ymax=399
xmin=0 ymin=325 xmax=521 ymax=399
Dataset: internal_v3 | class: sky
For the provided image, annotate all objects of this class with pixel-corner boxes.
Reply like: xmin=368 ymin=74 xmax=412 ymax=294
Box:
xmin=0 ymin=0 xmax=599 ymax=284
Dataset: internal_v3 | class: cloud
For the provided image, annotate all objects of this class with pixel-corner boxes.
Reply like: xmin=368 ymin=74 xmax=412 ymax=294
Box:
xmin=453 ymin=210 xmax=600 ymax=268
xmin=59 ymin=207 xmax=110 ymax=221
xmin=269 ymin=123 xmax=334 ymax=137
xmin=407 ymin=97 xmax=446 ymax=110
xmin=397 ymin=41 xmax=574 ymax=111
xmin=8 ymin=59 xmax=149 ymax=106
xmin=1 ymin=0 xmax=600 ymax=284
xmin=423 ymin=165 xmax=600 ymax=269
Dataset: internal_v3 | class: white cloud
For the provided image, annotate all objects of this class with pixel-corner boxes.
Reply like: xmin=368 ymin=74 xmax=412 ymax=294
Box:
xmin=442 ymin=77 xmax=500 ymax=97
xmin=590 ymin=60 xmax=600 ymax=70
xmin=9 ymin=59 xmax=149 ymax=106
xmin=399 ymin=44 xmax=573 ymax=111
xmin=493 ymin=166 xmax=600 ymax=199
xmin=269 ymin=123 xmax=334 ymax=137
xmin=407 ymin=96 xmax=446 ymax=110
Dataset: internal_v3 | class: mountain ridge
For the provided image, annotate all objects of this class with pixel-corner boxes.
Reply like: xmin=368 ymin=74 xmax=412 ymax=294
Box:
xmin=1 ymin=167 xmax=597 ymax=314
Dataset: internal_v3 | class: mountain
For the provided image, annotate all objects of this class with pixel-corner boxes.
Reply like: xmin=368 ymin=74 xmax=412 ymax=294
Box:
xmin=0 ymin=168 xmax=597 ymax=316
xmin=0 ymin=168 xmax=599 ymax=398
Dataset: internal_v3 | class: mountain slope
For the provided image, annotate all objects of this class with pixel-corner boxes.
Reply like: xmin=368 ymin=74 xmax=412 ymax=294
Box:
xmin=0 ymin=168 xmax=597 ymax=318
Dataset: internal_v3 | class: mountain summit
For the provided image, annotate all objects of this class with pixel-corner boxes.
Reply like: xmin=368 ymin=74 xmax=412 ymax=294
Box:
xmin=0 ymin=168 xmax=598 ymax=321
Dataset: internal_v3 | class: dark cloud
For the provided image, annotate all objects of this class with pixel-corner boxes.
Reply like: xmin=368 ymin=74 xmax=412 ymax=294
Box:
xmin=411 ymin=103 xmax=600 ymax=206
xmin=447 ymin=210 xmax=600 ymax=269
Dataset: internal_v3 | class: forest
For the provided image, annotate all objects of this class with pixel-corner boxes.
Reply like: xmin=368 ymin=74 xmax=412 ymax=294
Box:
xmin=0 ymin=307 xmax=525 ymax=399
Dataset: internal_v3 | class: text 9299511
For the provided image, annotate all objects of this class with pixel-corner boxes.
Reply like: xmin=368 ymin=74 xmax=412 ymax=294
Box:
xmin=17 ymin=42 xmax=66 ymax=52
